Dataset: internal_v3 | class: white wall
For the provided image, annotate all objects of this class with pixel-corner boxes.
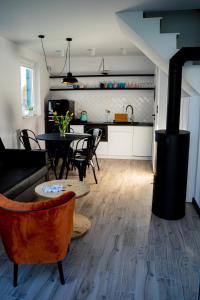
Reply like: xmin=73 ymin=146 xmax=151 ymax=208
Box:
xmin=48 ymin=55 xmax=155 ymax=74
xmin=186 ymin=96 xmax=200 ymax=202
xmin=154 ymin=68 xmax=168 ymax=130
xmin=48 ymin=55 xmax=155 ymax=122
xmin=0 ymin=36 xmax=49 ymax=148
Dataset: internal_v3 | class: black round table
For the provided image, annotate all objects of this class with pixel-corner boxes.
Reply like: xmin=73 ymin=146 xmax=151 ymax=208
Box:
xmin=37 ymin=132 xmax=91 ymax=179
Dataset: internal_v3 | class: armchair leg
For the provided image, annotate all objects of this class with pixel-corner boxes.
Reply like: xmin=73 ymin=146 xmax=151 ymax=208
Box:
xmin=13 ymin=263 xmax=18 ymax=287
xmin=57 ymin=261 xmax=65 ymax=285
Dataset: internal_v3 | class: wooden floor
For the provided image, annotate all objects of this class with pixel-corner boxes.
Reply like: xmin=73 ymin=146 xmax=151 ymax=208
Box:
xmin=0 ymin=159 xmax=200 ymax=300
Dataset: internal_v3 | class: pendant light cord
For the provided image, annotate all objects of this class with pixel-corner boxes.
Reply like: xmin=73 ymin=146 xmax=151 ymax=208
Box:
xmin=39 ymin=36 xmax=69 ymax=76
xmin=40 ymin=37 xmax=51 ymax=74
xmin=68 ymin=40 xmax=71 ymax=73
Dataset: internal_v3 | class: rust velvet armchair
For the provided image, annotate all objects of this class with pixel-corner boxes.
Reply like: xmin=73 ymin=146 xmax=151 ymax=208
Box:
xmin=0 ymin=191 xmax=75 ymax=287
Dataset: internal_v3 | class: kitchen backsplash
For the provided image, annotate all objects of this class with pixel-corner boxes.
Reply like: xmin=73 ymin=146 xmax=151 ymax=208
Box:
xmin=48 ymin=90 xmax=154 ymax=123
xmin=49 ymin=75 xmax=154 ymax=122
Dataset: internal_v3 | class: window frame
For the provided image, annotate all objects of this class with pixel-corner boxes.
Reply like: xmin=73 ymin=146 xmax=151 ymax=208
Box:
xmin=20 ymin=59 xmax=40 ymax=118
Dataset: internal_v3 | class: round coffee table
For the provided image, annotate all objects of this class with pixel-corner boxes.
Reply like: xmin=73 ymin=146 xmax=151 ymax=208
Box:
xmin=35 ymin=179 xmax=91 ymax=239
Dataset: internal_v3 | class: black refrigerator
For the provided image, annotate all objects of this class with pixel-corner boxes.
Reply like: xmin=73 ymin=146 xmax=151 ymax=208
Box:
xmin=45 ymin=99 xmax=75 ymax=133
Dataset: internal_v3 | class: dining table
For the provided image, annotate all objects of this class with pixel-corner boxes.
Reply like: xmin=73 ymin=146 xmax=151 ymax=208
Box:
xmin=36 ymin=132 xmax=91 ymax=179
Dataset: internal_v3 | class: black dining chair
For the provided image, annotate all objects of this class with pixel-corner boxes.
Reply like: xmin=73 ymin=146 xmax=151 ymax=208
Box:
xmin=72 ymin=128 xmax=102 ymax=170
xmin=86 ymin=128 xmax=102 ymax=170
xmin=66 ymin=136 xmax=98 ymax=184
xmin=19 ymin=129 xmax=58 ymax=179
xmin=19 ymin=129 xmax=41 ymax=151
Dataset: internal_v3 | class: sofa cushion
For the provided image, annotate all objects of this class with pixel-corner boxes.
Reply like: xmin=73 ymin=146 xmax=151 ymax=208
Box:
xmin=0 ymin=167 xmax=45 ymax=194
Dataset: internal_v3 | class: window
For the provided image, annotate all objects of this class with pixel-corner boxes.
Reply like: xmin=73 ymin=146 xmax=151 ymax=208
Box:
xmin=20 ymin=65 xmax=35 ymax=117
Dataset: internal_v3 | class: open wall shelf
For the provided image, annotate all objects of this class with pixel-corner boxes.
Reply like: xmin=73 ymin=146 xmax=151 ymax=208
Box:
xmin=50 ymin=73 xmax=155 ymax=78
xmin=50 ymin=87 xmax=155 ymax=91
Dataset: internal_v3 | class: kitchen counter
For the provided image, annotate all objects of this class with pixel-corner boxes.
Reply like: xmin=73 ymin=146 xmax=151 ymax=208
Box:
xmin=71 ymin=120 xmax=153 ymax=127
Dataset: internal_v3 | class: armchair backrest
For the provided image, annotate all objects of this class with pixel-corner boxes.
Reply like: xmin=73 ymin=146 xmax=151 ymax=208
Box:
xmin=0 ymin=192 xmax=75 ymax=264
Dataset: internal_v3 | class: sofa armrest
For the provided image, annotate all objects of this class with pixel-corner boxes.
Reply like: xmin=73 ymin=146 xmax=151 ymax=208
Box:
xmin=1 ymin=149 xmax=48 ymax=167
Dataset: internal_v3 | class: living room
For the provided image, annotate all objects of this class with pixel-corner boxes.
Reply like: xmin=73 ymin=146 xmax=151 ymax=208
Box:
xmin=0 ymin=1 xmax=200 ymax=299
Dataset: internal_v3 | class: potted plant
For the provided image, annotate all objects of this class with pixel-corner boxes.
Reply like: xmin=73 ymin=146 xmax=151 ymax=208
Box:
xmin=53 ymin=111 xmax=74 ymax=136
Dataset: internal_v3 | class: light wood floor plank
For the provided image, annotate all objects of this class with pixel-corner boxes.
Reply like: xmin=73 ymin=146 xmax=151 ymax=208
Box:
xmin=0 ymin=159 xmax=199 ymax=300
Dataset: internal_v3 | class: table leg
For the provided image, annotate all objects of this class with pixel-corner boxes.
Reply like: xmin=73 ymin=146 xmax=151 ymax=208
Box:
xmin=58 ymin=142 xmax=70 ymax=179
xmin=59 ymin=156 xmax=67 ymax=179
xmin=72 ymin=213 xmax=91 ymax=239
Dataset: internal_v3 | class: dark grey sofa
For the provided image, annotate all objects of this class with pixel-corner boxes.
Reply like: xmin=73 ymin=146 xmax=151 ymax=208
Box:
xmin=0 ymin=139 xmax=48 ymax=201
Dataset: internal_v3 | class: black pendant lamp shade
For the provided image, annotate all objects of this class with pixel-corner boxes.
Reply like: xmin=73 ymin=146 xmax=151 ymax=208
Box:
xmin=62 ymin=72 xmax=78 ymax=85
xmin=62 ymin=38 xmax=78 ymax=85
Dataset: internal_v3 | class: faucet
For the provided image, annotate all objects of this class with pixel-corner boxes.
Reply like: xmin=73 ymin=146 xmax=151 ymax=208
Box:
xmin=126 ymin=105 xmax=134 ymax=123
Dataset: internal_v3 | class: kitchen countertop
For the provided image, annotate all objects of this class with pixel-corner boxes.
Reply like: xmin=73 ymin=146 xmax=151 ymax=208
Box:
xmin=71 ymin=120 xmax=153 ymax=127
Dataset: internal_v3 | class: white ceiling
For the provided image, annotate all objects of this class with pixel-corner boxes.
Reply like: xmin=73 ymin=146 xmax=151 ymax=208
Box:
xmin=0 ymin=0 xmax=199 ymax=57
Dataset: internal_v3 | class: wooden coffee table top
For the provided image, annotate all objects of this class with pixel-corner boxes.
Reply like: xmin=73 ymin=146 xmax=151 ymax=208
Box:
xmin=35 ymin=179 xmax=90 ymax=199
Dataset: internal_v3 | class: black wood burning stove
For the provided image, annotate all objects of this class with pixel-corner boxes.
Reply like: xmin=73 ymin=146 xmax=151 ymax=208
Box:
xmin=152 ymin=47 xmax=200 ymax=220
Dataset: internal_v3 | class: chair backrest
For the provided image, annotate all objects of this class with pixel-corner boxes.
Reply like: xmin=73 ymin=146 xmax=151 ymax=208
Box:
xmin=19 ymin=129 xmax=41 ymax=151
xmin=74 ymin=136 xmax=94 ymax=161
xmin=87 ymin=128 xmax=103 ymax=151
xmin=0 ymin=191 xmax=75 ymax=264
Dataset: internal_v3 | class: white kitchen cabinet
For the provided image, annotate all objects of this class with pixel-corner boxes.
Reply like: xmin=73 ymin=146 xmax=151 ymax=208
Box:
xmin=96 ymin=142 xmax=108 ymax=157
xmin=70 ymin=124 xmax=153 ymax=159
xmin=132 ymin=126 xmax=153 ymax=157
xmin=108 ymin=126 xmax=133 ymax=158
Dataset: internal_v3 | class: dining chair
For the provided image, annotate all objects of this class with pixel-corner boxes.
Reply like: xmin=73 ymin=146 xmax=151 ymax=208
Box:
xmin=19 ymin=129 xmax=41 ymax=151
xmin=0 ymin=191 xmax=75 ymax=286
xmin=19 ymin=129 xmax=58 ymax=179
xmin=86 ymin=128 xmax=102 ymax=170
xmin=71 ymin=128 xmax=102 ymax=170
xmin=66 ymin=136 xmax=98 ymax=183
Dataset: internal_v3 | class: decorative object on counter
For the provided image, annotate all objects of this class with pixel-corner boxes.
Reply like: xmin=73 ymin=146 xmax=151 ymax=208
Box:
xmin=80 ymin=111 xmax=88 ymax=122
xmin=53 ymin=111 xmax=74 ymax=136
xmin=105 ymin=109 xmax=111 ymax=123
xmin=113 ymin=81 xmax=118 ymax=88
xmin=118 ymin=82 xmax=126 ymax=88
xmin=100 ymin=82 xmax=105 ymax=89
xmin=114 ymin=113 xmax=128 ymax=122
xmin=107 ymin=82 xmax=113 ymax=88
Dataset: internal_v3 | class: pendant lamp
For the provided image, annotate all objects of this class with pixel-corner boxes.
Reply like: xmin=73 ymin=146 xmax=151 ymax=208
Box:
xmin=62 ymin=38 xmax=78 ymax=85
xmin=38 ymin=35 xmax=78 ymax=85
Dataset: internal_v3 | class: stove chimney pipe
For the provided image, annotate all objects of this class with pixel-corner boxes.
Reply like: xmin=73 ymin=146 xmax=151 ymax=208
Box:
xmin=166 ymin=47 xmax=200 ymax=134
xmin=152 ymin=47 xmax=200 ymax=220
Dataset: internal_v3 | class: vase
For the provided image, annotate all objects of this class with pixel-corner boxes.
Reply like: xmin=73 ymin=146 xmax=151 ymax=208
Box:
xmin=59 ymin=127 xmax=66 ymax=136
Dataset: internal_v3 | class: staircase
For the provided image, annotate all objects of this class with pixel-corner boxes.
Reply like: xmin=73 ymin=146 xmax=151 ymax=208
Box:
xmin=116 ymin=10 xmax=199 ymax=96
xmin=116 ymin=10 xmax=200 ymax=203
